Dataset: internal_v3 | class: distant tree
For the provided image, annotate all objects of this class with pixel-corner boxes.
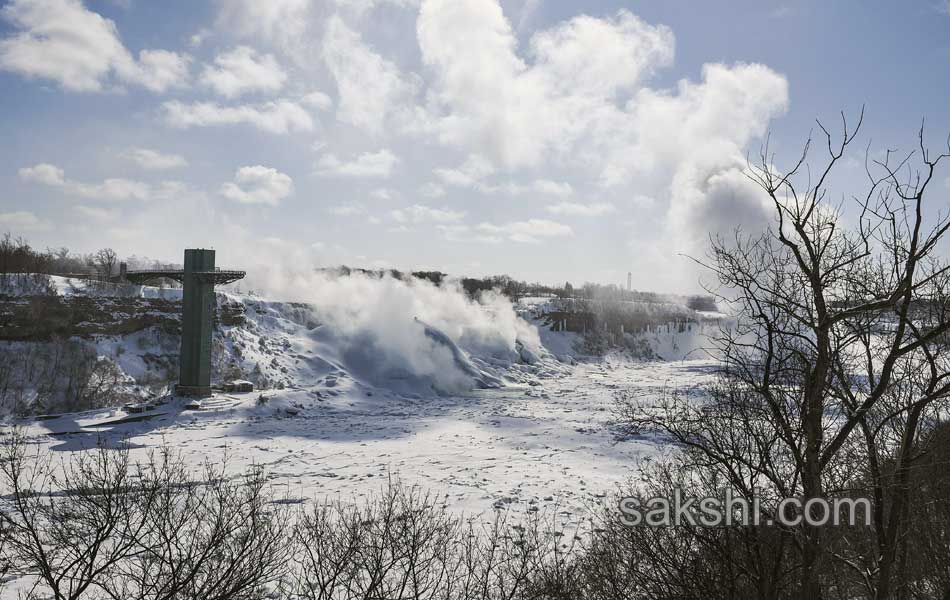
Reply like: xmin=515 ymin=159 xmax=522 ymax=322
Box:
xmin=0 ymin=233 xmax=51 ymax=275
xmin=412 ymin=270 xmax=446 ymax=285
xmin=93 ymin=247 xmax=118 ymax=279
xmin=685 ymin=295 xmax=718 ymax=312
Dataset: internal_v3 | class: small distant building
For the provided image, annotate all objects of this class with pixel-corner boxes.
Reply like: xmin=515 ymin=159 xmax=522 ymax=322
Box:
xmin=223 ymin=380 xmax=254 ymax=393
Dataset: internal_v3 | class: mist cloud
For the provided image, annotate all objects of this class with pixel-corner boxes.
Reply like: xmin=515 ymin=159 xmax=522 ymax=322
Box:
xmin=264 ymin=271 xmax=542 ymax=393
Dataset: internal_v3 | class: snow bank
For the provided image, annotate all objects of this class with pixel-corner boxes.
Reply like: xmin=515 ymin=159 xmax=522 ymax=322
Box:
xmin=0 ymin=273 xmax=55 ymax=295
xmin=1 ymin=275 xmax=183 ymax=300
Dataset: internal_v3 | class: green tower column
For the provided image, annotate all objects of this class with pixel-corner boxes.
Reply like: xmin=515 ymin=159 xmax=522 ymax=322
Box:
xmin=177 ymin=249 xmax=215 ymax=397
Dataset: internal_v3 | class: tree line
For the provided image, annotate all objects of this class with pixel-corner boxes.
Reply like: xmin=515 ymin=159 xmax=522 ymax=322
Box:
xmin=0 ymin=234 xmax=179 ymax=287
xmin=3 ymin=238 xmax=717 ymax=309
xmin=318 ymin=265 xmax=717 ymax=310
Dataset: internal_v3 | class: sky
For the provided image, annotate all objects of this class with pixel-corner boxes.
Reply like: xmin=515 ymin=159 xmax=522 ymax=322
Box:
xmin=1 ymin=0 xmax=949 ymax=293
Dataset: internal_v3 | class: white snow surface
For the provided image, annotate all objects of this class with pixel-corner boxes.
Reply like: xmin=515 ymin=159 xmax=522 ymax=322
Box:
xmin=20 ymin=358 xmax=717 ymax=522
xmin=9 ymin=277 xmax=723 ymax=523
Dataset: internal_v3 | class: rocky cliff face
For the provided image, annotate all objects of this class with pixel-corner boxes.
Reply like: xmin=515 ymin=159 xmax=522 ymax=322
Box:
xmin=0 ymin=295 xmax=245 ymax=341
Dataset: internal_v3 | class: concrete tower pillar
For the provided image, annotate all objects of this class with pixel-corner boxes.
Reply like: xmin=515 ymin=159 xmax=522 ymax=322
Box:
xmin=177 ymin=249 xmax=215 ymax=397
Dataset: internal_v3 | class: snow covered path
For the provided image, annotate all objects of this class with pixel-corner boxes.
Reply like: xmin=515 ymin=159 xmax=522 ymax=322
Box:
xmin=23 ymin=358 xmax=718 ymax=523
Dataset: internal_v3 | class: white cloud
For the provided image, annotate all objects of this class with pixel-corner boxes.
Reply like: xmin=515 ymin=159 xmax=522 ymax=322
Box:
xmin=86 ymin=179 xmax=151 ymax=200
xmin=201 ymin=46 xmax=287 ymax=98
xmin=629 ymin=194 xmax=656 ymax=208
xmin=220 ymin=165 xmax=293 ymax=206
xmin=148 ymin=181 xmax=192 ymax=201
xmin=476 ymin=218 xmax=573 ymax=243
xmin=533 ymin=179 xmax=572 ymax=196
xmin=18 ymin=162 xmax=64 ymax=186
xmin=215 ymin=0 xmax=312 ymax=57
xmin=434 ymin=154 xmax=495 ymax=188
xmin=433 ymin=158 xmax=572 ymax=197
xmin=417 ymin=2 xmax=673 ymax=168
xmin=531 ymin=10 xmax=673 ymax=96
xmin=599 ymin=62 xmax=787 ymax=188
xmin=2 ymin=0 xmax=792 ymax=292
xmin=545 ymin=201 xmax=614 ymax=216
xmin=419 ymin=182 xmax=446 ymax=198
xmin=189 ymin=28 xmax=211 ymax=48
xmin=301 ymin=91 xmax=333 ymax=111
xmin=74 ymin=205 xmax=119 ymax=221
xmin=486 ymin=179 xmax=575 ymax=197
xmin=129 ymin=49 xmax=191 ymax=92
xmin=322 ymin=15 xmax=418 ymax=135
xmin=125 ymin=147 xmax=187 ymax=170
xmin=162 ymin=99 xmax=313 ymax=134
xmin=329 ymin=202 xmax=367 ymax=216
xmin=435 ymin=224 xmax=491 ymax=242
xmin=390 ymin=203 xmax=465 ymax=224
xmin=333 ymin=0 xmax=421 ymax=17
xmin=435 ymin=219 xmax=574 ymax=244
xmin=19 ymin=162 xmax=153 ymax=200
xmin=316 ymin=149 xmax=397 ymax=178
xmin=0 ymin=0 xmax=189 ymax=92
xmin=415 ymin=0 xmax=787 ymax=262
xmin=623 ymin=63 xmax=787 ymax=247
xmin=0 ymin=210 xmax=52 ymax=231
xmin=517 ymin=0 xmax=542 ymax=30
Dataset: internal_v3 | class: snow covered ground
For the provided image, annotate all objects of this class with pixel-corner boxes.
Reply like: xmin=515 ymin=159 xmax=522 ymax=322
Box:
xmin=1 ymin=274 xmax=183 ymax=299
xmin=19 ymin=356 xmax=718 ymax=524
xmin=6 ymin=274 xmax=724 ymax=526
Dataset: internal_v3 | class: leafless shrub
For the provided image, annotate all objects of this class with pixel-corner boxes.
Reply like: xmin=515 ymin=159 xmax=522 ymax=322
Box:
xmin=290 ymin=478 xmax=584 ymax=600
xmin=106 ymin=454 xmax=291 ymax=600
xmin=292 ymin=481 xmax=460 ymax=599
xmin=573 ymin=448 xmax=800 ymax=600
xmin=0 ymin=434 xmax=584 ymax=600
xmin=0 ymin=431 xmax=154 ymax=599
xmin=0 ymin=339 xmax=131 ymax=415
xmin=0 ymin=433 xmax=290 ymax=599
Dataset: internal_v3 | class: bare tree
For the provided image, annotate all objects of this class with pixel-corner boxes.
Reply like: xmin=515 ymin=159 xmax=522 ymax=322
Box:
xmin=0 ymin=430 xmax=602 ymax=599
xmin=616 ymin=112 xmax=950 ymax=599
xmin=292 ymin=480 xmax=461 ymax=599
xmin=0 ymin=234 xmax=54 ymax=294
xmin=104 ymin=453 xmax=291 ymax=600
xmin=93 ymin=248 xmax=118 ymax=280
xmin=290 ymin=477 xmax=579 ymax=600
xmin=0 ymin=432 xmax=155 ymax=600
xmin=0 ymin=434 xmax=290 ymax=599
xmin=739 ymin=112 xmax=950 ymax=599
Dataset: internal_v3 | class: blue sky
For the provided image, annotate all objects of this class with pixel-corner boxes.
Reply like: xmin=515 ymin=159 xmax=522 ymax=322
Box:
xmin=2 ymin=0 xmax=949 ymax=293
